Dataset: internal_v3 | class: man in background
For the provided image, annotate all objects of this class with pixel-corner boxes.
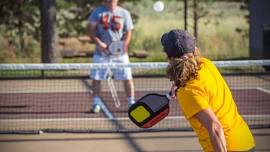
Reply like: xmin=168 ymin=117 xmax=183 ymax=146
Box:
xmin=88 ymin=0 xmax=135 ymax=113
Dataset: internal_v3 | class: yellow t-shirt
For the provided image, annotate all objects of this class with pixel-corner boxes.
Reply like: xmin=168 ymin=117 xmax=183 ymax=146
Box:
xmin=177 ymin=58 xmax=255 ymax=152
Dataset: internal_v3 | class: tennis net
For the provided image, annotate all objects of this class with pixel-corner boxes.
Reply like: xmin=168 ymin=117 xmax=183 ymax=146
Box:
xmin=0 ymin=60 xmax=270 ymax=133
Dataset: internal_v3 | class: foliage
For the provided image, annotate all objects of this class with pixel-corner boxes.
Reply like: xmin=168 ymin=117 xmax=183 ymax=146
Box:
xmin=130 ymin=0 xmax=249 ymax=61
xmin=0 ymin=0 xmax=141 ymax=63
xmin=0 ymin=0 xmax=40 ymax=59
xmin=0 ymin=0 xmax=250 ymax=63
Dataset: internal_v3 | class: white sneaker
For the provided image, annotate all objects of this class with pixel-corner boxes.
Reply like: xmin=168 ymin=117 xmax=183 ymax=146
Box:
xmin=91 ymin=96 xmax=102 ymax=113
xmin=128 ymin=97 xmax=135 ymax=108
xmin=92 ymin=104 xmax=101 ymax=113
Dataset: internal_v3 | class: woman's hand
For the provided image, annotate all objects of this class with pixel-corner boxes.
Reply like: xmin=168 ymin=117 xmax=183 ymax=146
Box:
xmin=170 ymin=83 xmax=178 ymax=100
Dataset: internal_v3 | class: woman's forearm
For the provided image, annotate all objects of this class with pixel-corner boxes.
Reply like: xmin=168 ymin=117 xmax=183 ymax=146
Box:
xmin=208 ymin=122 xmax=227 ymax=152
xmin=195 ymin=109 xmax=227 ymax=152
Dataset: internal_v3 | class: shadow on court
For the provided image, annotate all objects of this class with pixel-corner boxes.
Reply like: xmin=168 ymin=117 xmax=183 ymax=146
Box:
xmin=0 ymin=129 xmax=270 ymax=152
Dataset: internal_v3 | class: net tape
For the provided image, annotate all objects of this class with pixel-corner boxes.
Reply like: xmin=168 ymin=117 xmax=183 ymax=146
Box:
xmin=0 ymin=60 xmax=270 ymax=70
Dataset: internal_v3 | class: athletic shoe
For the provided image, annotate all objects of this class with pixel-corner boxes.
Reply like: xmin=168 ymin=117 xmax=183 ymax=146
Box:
xmin=128 ymin=97 xmax=136 ymax=108
xmin=92 ymin=104 xmax=101 ymax=113
xmin=91 ymin=96 xmax=102 ymax=113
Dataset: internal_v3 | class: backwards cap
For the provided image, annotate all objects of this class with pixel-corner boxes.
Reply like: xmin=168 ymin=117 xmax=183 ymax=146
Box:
xmin=161 ymin=29 xmax=195 ymax=58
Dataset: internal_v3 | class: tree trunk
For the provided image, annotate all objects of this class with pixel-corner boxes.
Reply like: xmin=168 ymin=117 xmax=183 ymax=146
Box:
xmin=184 ymin=0 xmax=188 ymax=30
xmin=40 ymin=0 xmax=58 ymax=63
xmin=193 ymin=0 xmax=198 ymax=39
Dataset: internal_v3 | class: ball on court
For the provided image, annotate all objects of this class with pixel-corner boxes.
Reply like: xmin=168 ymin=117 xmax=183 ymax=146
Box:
xmin=153 ymin=1 xmax=164 ymax=12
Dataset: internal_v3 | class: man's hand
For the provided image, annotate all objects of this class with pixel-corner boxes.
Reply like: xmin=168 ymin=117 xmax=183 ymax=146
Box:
xmin=88 ymin=21 xmax=110 ymax=55
xmin=124 ymin=41 xmax=128 ymax=53
xmin=98 ymin=41 xmax=110 ymax=55
xmin=123 ymin=31 xmax=132 ymax=53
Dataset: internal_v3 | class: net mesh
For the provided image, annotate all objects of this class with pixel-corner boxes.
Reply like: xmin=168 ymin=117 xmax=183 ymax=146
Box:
xmin=0 ymin=60 xmax=270 ymax=133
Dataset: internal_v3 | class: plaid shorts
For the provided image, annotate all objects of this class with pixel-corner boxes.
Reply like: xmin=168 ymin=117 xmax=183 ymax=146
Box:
xmin=90 ymin=54 xmax=132 ymax=80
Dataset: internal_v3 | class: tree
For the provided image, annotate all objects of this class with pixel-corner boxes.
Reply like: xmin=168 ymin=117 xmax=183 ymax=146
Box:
xmin=192 ymin=0 xmax=213 ymax=39
xmin=40 ymin=0 xmax=58 ymax=63
xmin=0 ymin=0 xmax=142 ymax=63
xmin=0 ymin=0 xmax=40 ymax=57
xmin=184 ymin=0 xmax=188 ymax=30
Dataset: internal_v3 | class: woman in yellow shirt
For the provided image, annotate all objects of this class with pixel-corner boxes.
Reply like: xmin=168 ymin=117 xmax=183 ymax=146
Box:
xmin=161 ymin=29 xmax=255 ymax=152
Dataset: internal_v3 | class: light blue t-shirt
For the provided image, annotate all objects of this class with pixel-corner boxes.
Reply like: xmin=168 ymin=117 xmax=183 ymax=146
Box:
xmin=88 ymin=6 xmax=134 ymax=56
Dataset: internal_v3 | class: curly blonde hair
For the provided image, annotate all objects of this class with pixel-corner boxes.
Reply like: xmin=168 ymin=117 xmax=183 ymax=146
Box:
xmin=166 ymin=47 xmax=201 ymax=87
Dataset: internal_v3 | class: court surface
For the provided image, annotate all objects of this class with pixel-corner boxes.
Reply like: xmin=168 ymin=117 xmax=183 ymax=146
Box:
xmin=0 ymin=74 xmax=270 ymax=152
xmin=0 ymin=129 xmax=269 ymax=152
xmin=0 ymin=76 xmax=270 ymax=131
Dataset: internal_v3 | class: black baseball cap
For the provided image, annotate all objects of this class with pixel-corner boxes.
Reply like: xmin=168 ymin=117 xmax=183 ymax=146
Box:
xmin=161 ymin=29 xmax=195 ymax=58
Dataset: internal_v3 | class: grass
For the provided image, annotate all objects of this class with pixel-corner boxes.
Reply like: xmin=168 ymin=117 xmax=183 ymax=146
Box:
xmin=198 ymin=16 xmax=249 ymax=60
xmin=0 ymin=70 xmax=45 ymax=78
xmin=129 ymin=1 xmax=249 ymax=61
xmin=0 ymin=69 xmax=89 ymax=78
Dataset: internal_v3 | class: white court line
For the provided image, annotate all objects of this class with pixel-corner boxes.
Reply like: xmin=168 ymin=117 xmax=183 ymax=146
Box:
xmin=257 ymin=87 xmax=270 ymax=94
xmin=2 ymin=78 xmax=268 ymax=94
xmin=0 ymin=116 xmax=186 ymax=122
xmin=0 ymin=86 xmax=264 ymax=94
xmin=1 ymin=115 xmax=269 ymax=123
xmin=100 ymin=106 xmax=114 ymax=120
xmin=229 ymin=87 xmax=261 ymax=90
xmin=97 ymin=99 xmax=114 ymax=120
xmin=242 ymin=114 xmax=270 ymax=119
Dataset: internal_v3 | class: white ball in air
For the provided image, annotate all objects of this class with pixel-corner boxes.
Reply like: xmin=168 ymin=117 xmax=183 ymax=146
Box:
xmin=153 ymin=1 xmax=164 ymax=12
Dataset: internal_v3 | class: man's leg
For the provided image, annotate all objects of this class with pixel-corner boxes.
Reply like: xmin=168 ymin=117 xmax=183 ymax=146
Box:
xmin=113 ymin=54 xmax=135 ymax=108
xmin=91 ymin=54 xmax=107 ymax=113
xmin=92 ymin=80 xmax=101 ymax=97
xmin=124 ymin=79 xmax=135 ymax=107
xmin=92 ymin=80 xmax=102 ymax=113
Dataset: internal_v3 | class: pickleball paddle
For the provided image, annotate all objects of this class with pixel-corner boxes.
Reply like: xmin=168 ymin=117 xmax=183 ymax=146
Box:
xmin=108 ymin=41 xmax=125 ymax=56
xmin=128 ymin=93 xmax=171 ymax=128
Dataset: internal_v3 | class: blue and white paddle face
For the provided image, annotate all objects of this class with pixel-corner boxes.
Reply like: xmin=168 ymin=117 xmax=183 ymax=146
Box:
xmin=109 ymin=41 xmax=125 ymax=56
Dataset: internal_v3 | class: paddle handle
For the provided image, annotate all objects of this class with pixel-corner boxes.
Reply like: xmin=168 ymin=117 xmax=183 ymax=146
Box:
xmin=165 ymin=92 xmax=172 ymax=101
